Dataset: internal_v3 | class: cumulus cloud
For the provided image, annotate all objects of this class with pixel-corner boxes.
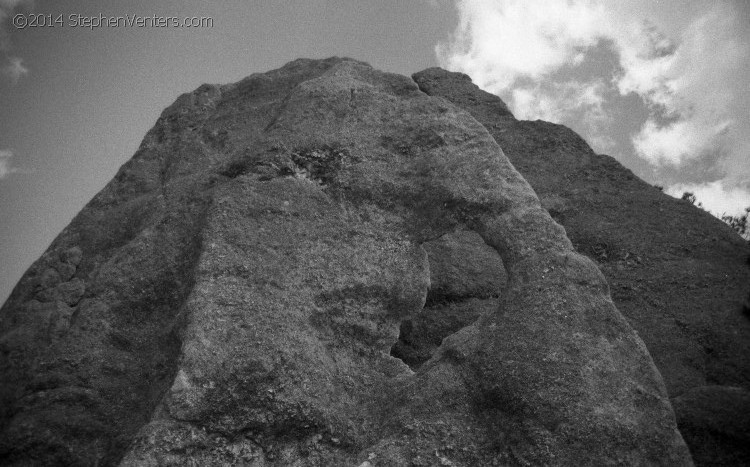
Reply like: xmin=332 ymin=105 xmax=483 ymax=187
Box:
xmin=0 ymin=0 xmax=32 ymax=83
xmin=436 ymin=0 xmax=631 ymax=161
xmin=437 ymin=0 xmax=603 ymax=92
xmin=621 ymin=8 xmax=745 ymax=168
xmin=436 ymin=0 xmax=750 ymax=218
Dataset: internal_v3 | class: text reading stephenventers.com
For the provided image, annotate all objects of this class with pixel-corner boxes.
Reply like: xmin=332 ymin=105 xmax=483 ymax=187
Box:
xmin=13 ymin=13 xmax=214 ymax=30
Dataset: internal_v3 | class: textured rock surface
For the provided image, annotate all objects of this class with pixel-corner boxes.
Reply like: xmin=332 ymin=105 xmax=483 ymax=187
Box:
xmin=414 ymin=67 xmax=750 ymax=465
xmin=423 ymin=229 xmax=506 ymax=303
xmin=673 ymin=386 xmax=750 ymax=466
xmin=1 ymin=58 xmax=693 ymax=465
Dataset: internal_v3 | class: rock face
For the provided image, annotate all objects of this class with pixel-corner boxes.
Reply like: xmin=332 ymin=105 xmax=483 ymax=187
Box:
xmin=673 ymin=386 xmax=750 ymax=466
xmin=413 ymin=67 xmax=750 ymax=465
xmin=0 ymin=58 xmax=698 ymax=465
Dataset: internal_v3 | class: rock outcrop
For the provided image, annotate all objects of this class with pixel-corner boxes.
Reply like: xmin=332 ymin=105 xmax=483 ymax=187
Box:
xmin=0 ymin=58 xmax=704 ymax=465
xmin=413 ymin=67 xmax=750 ymax=465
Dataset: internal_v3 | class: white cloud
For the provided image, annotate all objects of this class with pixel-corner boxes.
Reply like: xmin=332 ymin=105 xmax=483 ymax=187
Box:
xmin=619 ymin=7 xmax=747 ymax=168
xmin=437 ymin=0 xmax=605 ymax=93
xmin=436 ymin=0 xmax=620 ymax=153
xmin=633 ymin=118 xmax=732 ymax=166
xmin=436 ymin=0 xmax=750 ymax=214
xmin=0 ymin=149 xmax=20 ymax=179
xmin=666 ymin=181 xmax=750 ymax=217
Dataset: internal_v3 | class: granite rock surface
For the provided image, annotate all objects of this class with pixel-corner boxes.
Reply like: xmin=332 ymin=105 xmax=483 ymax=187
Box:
xmin=0 ymin=58 xmax=701 ymax=466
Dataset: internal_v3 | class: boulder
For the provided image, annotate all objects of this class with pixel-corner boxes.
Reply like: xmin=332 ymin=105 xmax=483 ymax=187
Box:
xmin=1 ymin=58 xmax=691 ymax=466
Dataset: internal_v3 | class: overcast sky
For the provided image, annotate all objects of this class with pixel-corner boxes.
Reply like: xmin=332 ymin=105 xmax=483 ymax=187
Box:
xmin=1 ymin=0 xmax=748 ymax=304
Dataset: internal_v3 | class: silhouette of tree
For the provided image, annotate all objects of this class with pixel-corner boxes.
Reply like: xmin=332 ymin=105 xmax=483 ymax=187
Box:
xmin=721 ymin=208 xmax=750 ymax=240
xmin=681 ymin=191 xmax=696 ymax=204
xmin=681 ymin=192 xmax=748 ymax=240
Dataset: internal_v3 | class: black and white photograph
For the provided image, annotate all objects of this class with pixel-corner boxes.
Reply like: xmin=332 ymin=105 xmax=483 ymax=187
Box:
xmin=1 ymin=1 xmax=749 ymax=465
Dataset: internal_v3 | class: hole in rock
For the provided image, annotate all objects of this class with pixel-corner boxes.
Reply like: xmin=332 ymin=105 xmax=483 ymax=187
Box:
xmin=390 ymin=229 xmax=507 ymax=370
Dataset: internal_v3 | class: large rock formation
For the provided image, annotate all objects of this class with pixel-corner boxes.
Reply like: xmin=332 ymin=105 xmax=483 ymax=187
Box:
xmin=413 ymin=68 xmax=750 ymax=465
xmin=2 ymin=57 xmax=730 ymax=465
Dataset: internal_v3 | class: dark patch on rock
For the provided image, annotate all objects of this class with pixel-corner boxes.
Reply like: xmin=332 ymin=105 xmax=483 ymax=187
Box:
xmin=673 ymin=386 xmax=750 ymax=465
xmin=219 ymin=157 xmax=255 ymax=179
xmin=288 ymin=145 xmax=356 ymax=185
xmin=391 ymin=298 xmax=497 ymax=370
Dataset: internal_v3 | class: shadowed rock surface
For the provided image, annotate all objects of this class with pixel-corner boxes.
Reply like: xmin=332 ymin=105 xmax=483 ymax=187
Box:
xmin=673 ymin=386 xmax=750 ymax=466
xmin=0 ymin=58 xmax=696 ymax=465
xmin=413 ymin=67 xmax=750 ymax=465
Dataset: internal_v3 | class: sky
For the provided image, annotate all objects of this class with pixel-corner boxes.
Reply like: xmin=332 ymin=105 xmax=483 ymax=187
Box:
xmin=1 ymin=0 xmax=748 ymax=304
xmin=436 ymin=0 xmax=750 ymax=216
